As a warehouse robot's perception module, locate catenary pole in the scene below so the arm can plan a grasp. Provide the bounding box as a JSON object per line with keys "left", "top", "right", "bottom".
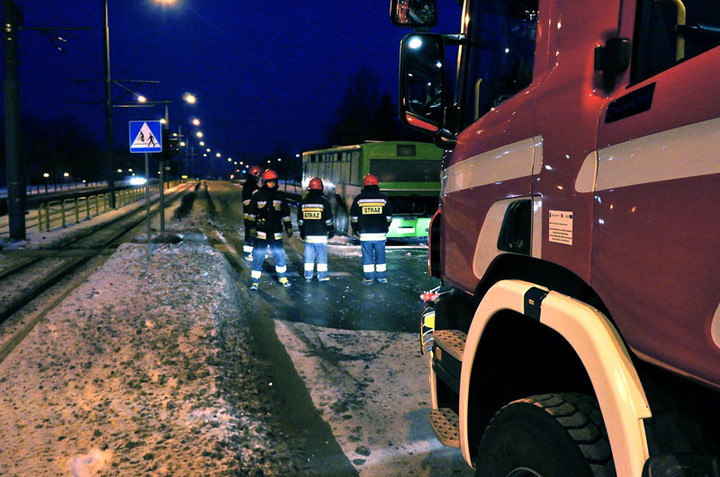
{"left": 3, "top": 0, "right": 26, "bottom": 240}
{"left": 103, "top": 0, "right": 116, "bottom": 208}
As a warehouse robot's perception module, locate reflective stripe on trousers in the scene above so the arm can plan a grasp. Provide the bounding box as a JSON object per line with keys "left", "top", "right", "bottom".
{"left": 360, "top": 240, "right": 386, "bottom": 280}
{"left": 251, "top": 239, "right": 287, "bottom": 282}
{"left": 303, "top": 242, "right": 328, "bottom": 279}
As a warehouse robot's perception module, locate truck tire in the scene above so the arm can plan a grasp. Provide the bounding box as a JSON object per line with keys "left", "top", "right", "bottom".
{"left": 474, "top": 393, "right": 615, "bottom": 477}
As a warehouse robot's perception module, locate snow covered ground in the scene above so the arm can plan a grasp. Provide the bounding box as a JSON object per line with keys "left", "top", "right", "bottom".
{"left": 0, "top": 188, "right": 300, "bottom": 475}
{"left": 0, "top": 183, "right": 474, "bottom": 476}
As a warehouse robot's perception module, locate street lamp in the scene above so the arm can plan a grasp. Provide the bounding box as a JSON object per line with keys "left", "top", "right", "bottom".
{"left": 103, "top": 0, "right": 179, "bottom": 209}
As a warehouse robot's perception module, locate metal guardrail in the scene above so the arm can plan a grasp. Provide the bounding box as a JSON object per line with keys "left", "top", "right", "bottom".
{"left": 0, "top": 181, "right": 107, "bottom": 199}
{"left": 36, "top": 183, "right": 163, "bottom": 232}
{"left": 279, "top": 180, "right": 303, "bottom": 199}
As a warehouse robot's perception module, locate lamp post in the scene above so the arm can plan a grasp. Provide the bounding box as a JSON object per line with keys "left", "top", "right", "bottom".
{"left": 104, "top": 0, "right": 176, "bottom": 209}
{"left": 103, "top": 0, "right": 117, "bottom": 208}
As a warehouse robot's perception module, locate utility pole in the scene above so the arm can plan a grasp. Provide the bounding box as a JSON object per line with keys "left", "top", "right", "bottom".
{"left": 103, "top": 0, "right": 116, "bottom": 208}
{"left": 3, "top": 0, "right": 25, "bottom": 240}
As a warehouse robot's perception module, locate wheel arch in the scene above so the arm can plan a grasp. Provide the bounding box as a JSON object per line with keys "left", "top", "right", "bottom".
{"left": 463, "top": 308, "right": 595, "bottom": 451}
{"left": 458, "top": 279, "right": 652, "bottom": 477}
{"left": 331, "top": 193, "right": 350, "bottom": 235}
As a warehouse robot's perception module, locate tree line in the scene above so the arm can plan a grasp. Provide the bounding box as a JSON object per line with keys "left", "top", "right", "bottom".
{"left": 0, "top": 66, "right": 427, "bottom": 187}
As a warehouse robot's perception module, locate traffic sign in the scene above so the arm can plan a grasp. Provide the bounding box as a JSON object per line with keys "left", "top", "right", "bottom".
{"left": 129, "top": 120, "right": 163, "bottom": 153}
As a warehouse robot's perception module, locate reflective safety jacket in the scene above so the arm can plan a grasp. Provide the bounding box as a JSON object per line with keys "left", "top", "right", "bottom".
{"left": 246, "top": 186, "right": 292, "bottom": 241}
{"left": 297, "top": 190, "right": 334, "bottom": 243}
{"left": 350, "top": 185, "right": 393, "bottom": 241}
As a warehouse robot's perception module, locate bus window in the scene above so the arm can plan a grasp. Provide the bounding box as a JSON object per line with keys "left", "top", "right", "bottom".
{"left": 397, "top": 144, "right": 417, "bottom": 157}
{"left": 370, "top": 159, "right": 441, "bottom": 183}
{"left": 341, "top": 159, "right": 350, "bottom": 185}
{"left": 350, "top": 151, "right": 360, "bottom": 183}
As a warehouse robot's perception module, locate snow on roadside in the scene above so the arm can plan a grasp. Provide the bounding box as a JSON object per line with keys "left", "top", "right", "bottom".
{"left": 273, "top": 320, "right": 473, "bottom": 476}
{"left": 0, "top": 188, "right": 298, "bottom": 476}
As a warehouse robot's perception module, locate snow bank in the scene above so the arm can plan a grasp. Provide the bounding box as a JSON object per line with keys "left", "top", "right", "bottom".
{"left": 0, "top": 190, "right": 298, "bottom": 475}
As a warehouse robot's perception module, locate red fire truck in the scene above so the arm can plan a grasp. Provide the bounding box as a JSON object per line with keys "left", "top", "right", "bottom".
{"left": 390, "top": 0, "right": 720, "bottom": 475}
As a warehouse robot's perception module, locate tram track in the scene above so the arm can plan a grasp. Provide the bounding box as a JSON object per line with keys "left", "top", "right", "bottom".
{"left": 0, "top": 182, "right": 196, "bottom": 362}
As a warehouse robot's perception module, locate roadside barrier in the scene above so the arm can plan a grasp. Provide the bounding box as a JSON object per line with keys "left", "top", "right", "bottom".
{"left": 36, "top": 183, "right": 172, "bottom": 232}
{"left": 279, "top": 180, "right": 302, "bottom": 200}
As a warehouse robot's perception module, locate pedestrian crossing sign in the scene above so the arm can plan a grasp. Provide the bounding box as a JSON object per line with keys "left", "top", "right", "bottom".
{"left": 129, "top": 120, "right": 163, "bottom": 153}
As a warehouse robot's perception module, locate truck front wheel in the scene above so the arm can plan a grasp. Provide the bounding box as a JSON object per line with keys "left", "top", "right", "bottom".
{"left": 474, "top": 393, "right": 615, "bottom": 477}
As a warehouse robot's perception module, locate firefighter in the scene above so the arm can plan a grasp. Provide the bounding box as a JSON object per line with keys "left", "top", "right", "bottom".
{"left": 297, "top": 177, "right": 334, "bottom": 282}
{"left": 241, "top": 165, "right": 263, "bottom": 260}
{"left": 350, "top": 173, "right": 393, "bottom": 284}
{"left": 246, "top": 169, "right": 294, "bottom": 290}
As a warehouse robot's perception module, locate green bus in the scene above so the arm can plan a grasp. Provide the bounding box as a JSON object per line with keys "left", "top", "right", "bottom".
{"left": 301, "top": 141, "right": 443, "bottom": 240}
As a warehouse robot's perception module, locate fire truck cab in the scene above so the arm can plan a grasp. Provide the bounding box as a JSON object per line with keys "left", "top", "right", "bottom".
{"left": 391, "top": 0, "right": 720, "bottom": 475}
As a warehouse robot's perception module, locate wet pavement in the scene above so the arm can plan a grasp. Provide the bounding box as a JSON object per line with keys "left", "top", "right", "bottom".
{"left": 205, "top": 180, "right": 473, "bottom": 476}
{"left": 208, "top": 180, "right": 438, "bottom": 333}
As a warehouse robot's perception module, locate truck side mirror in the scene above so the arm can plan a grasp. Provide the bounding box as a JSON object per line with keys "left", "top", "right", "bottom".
{"left": 399, "top": 33, "right": 446, "bottom": 133}
{"left": 390, "top": 0, "right": 437, "bottom": 27}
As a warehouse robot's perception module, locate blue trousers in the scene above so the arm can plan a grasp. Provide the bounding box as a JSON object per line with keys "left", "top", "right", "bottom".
{"left": 251, "top": 239, "right": 287, "bottom": 282}
{"left": 360, "top": 240, "right": 387, "bottom": 281}
{"left": 304, "top": 242, "right": 328, "bottom": 280}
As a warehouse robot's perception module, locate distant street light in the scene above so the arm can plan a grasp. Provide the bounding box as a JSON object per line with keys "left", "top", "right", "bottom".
{"left": 191, "top": 118, "right": 200, "bottom": 126}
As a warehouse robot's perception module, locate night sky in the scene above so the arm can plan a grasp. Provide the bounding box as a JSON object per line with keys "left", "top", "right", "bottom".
{"left": 6, "top": 0, "right": 460, "bottom": 170}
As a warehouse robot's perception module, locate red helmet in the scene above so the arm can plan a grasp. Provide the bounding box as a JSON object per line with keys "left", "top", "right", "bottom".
{"left": 308, "top": 177, "right": 323, "bottom": 191}
{"left": 262, "top": 169, "right": 279, "bottom": 187}
{"left": 362, "top": 174, "right": 379, "bottom": 187}
{"left": 248, "top": 165, "right": 262, "bottom": 178}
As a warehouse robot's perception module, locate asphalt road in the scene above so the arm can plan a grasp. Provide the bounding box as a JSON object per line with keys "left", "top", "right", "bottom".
{"left": 205, "top": 180, "right": 473, "bottom": 476}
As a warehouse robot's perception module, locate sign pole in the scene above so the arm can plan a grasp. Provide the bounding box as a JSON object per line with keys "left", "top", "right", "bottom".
{"left": 128, "top": 120, "right": 163, "bottom": 261}
{"left": 145, "top": 152, "right": 151, "bottom": 260}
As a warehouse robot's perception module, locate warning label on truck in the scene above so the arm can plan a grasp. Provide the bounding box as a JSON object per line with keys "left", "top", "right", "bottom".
{"left": 549, "top": 210, "right": 573, "bottom": 245}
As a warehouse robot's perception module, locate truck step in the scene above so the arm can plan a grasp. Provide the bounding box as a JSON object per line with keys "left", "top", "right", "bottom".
{"left": 433, "top": 329, "right": 467, "bottom": 361}
{"left": 429, "top": 408, "right": 460, "bottom": 448}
